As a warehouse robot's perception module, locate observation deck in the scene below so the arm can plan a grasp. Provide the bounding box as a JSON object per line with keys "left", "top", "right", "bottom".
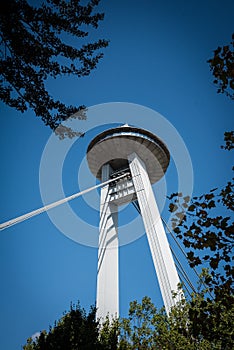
{"left": 86, "top": 125, "right": 170, "bottom": 184}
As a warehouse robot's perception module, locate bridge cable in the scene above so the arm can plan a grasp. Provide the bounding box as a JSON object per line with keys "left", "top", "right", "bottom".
{"left": 0, "top": 173, "right": 129, "bottom": 231}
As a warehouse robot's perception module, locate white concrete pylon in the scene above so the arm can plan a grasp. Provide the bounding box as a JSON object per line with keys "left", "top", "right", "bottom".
{"left": 128, "top": 153, "right": 182, "bottom": 315}
{"left": 96, "top": 164, "right": 119, "bottom": 321}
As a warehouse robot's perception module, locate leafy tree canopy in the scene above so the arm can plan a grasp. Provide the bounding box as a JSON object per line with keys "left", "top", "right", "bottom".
{"left": 23, "top": 302, "right": 104, "bottom": 350}
{"left": 114, "top": 292, "right": 234, "bottom": 350}
{"left": 207, "top": 33, "right": 234, "bottom": 100}
{"left": 0, "top": 0, "right": 108, "bottom": 138}
{"left": 167, "top": 132, "right": 234, "bottom": 303}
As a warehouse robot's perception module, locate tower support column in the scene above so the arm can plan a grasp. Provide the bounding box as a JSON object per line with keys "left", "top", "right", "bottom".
{"left": 96, "top": 164, "right": 119, "bottom": 320}
{"left": 128, "top": 153, "right": 182, "bottom": 314}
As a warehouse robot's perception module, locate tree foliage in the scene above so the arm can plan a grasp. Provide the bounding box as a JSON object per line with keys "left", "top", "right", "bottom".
{"left": 98, "top": 317, "right": 119, "bottom": 350}
{"left": 207, "top": 33, "right": 234, "bottom": 100}
{"left": 221, "top": 130, "right": 234, "bottom": 151}
{"left": 163, "top": 133, "right": 234, "bottom": 349}
{"left": 187, "top": 271, "right": 234, "bottom": 350}
{"left": 167, "top": 133, "right": 233, "bottom": 302}
{"left": 25, "top": 293, "right": 233, "bottom": 349}
{"left": 0, "top": 0, "right": 108, "bottom": 138}
{"left": 23, "top": 302, "right": 121, "bottom": 350}
{"left": 114, "top": 291, "right": 233, "bottom": 350}
{"left": 23, "top": 302, "right": 104, "bottom": 350}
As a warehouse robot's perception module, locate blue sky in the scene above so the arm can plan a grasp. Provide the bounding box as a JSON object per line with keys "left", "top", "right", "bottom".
{"left": 1, "top": 0, "right": 233, "bottom": 349}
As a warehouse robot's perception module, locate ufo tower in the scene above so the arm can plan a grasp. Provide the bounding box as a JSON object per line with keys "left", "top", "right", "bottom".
{"left": 86, "top": 125, "right": 182, "bottom": 319}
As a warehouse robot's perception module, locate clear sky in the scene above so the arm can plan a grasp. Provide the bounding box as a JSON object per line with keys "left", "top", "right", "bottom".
{"left": 1, "top": 0, "right": 233, "bottom": 349}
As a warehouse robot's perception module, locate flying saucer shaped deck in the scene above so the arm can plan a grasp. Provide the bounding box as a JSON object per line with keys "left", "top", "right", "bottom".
{"left": 86, "top": 125, "right": 170, "bottom": 184}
